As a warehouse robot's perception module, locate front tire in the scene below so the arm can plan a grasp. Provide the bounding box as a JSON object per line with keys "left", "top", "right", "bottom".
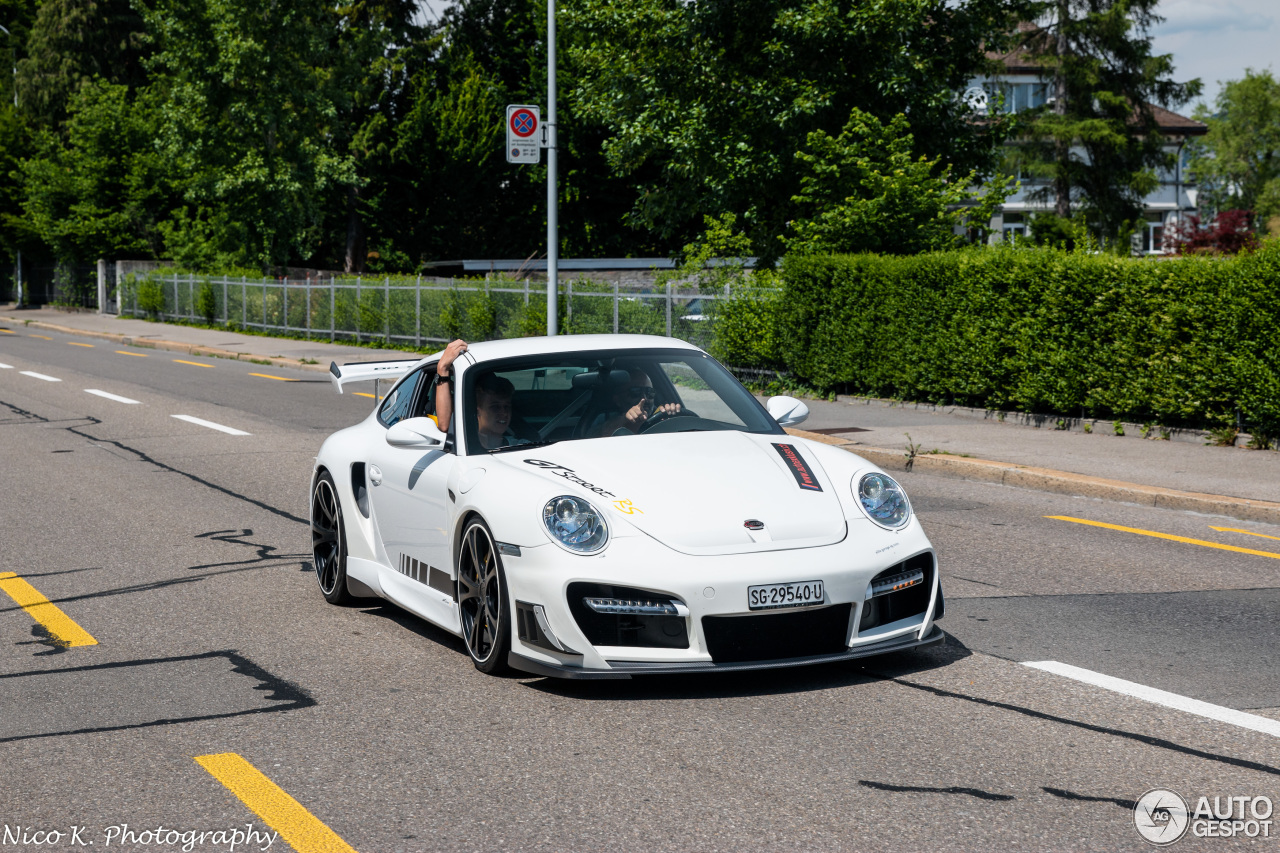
{"left": 456, "top": 518, "right": 510, "bottom": 674}
{"left": 311, "top": 471, "right": 352, "bottom": 605}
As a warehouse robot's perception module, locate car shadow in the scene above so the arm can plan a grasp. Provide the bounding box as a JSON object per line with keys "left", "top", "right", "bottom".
{"left": 355, "top": 601, "right": 470, "bottom": 657}
{"left": 524, "top": 631, "right": 972, "bottom": 701}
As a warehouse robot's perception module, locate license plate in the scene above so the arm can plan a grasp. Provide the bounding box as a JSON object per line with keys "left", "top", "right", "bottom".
{"left": 747, "top": 580, "right": 824, "bottom": 611}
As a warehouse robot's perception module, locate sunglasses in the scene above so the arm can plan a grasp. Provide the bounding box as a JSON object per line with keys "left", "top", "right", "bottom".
{"left": 627, "top": 386, "right": 656, "bottom": 401}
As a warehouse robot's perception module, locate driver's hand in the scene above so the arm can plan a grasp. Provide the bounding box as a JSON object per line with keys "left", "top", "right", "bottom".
{"left": 624, "top": 402, "right": 649, "bottom": 429}
{"left": 656, "top": 403, "right": 682, "bottom": 417}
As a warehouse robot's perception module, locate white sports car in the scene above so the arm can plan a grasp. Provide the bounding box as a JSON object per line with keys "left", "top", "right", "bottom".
{"left": 311, "top": 335, "right": 943, "bottom": 678}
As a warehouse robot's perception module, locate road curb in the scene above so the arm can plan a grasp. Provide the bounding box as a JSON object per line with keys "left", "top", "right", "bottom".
{"left": 786, "top": 427, "right": 1280, "bottom": 526}
{"left": 2, "top": 314, "right": 332, "bottom": 374}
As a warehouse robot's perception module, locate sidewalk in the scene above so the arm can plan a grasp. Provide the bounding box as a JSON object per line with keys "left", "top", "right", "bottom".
{"left": 6, "top": 304, "right": 1280, "bottom": 525}
{"left": 0, "top": 305, "right": 412, "bottom": 371}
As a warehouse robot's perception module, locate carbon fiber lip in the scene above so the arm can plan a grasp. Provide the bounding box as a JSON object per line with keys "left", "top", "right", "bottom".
{"left": 507, "top": 625, "right": 944, "bottom": 680}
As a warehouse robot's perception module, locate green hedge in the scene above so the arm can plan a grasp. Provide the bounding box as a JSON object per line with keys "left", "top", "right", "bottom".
{"left": 754, "top": 245, "right": 1280, "bottom": 433}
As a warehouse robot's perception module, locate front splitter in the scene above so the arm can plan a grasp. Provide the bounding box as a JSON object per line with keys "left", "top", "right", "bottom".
{"left": 508, "top": 624, "right": 945, "bottom": 680}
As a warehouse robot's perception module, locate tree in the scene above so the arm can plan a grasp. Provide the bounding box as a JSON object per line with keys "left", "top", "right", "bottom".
{"left": 565, "top": 0, "right": 1024, "bottom": 259}
{"left": 20, "top": 80, "right": 177, "bottom": 261}
{"left": 1163, "top": 209, "right": 1259, "bottom": 255}
{"left": 323, "top": 0, "right": 427, "bottom": 272}
{"left": 786, "top": 109, "right": 1012, "bottom": 255}
{"left": 390, "top": 0, "right": 653, "bottom": 265}
{"left": 1189, "top": 69, "right": 1280, "bottom": 231}
{"left": 142, "top": 0, "right": 357, "bottom": 269}
{"left": 1015, "top": 0, "right": 1200, "bottom": 240}
{"left": 15, "top": 0, "right": 149, "bottom": 129}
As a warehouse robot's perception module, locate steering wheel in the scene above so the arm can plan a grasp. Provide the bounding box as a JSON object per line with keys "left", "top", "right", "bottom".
{"left": 638, "top": 408, "right": 696, "bottom": 433}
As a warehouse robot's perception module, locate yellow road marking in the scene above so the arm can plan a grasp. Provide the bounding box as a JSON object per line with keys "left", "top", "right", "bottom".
{"left": 1046, "top": 516, "right": 1280, "bottom": 560}
{"left": 1211, "top": 526, "right": 1280, "bottom": 542}
{"left": 175, "top": 359, "right": 214, "bottom": 368}
{"left": 352, "top": 392, "right": 384, "bottom": 400}
{"left": 29, "top": 334, "right": 52, "bottom": 340}
{"left": 68, "top": 342, "right": 95, "bottom": 347}
{"left": 0, "top": 572, "right": 98, "bottom": 647}
{"left": 195, "top": 753, "right": 358, "bottom": 853}
{"left": 0, "top": 328, "right": 13, "bottom": 333}
{"left": 116, "top": 350, "right": 148, "bottom": 357}
{"left": 248, "top": 373, "right": 296, "bottom": 382}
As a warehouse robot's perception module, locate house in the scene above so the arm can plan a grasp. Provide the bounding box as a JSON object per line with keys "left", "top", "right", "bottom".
{"left": 964, "top": 41, "right": 1207, "bottom": 254}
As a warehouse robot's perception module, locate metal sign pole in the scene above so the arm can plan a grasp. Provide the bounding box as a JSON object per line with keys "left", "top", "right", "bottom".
{"left": 546, "top": 0, "right": 558, "bottom": 336}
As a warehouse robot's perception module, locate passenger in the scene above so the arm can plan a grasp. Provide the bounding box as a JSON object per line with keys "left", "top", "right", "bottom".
{"left": 433, "top": 339, "right": 529, "bottom": 449}
{"left": 591, "top": 368, "right": 681, "bottom": 436}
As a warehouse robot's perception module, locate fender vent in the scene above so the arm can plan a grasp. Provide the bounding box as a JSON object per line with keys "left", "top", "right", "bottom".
{"left": 350, "top": 462, "right": 370, "bottom": 518}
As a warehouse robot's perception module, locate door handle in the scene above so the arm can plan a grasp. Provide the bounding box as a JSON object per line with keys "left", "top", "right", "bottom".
{"left": 368, "top": 465, "right": 383, "bottom": 486}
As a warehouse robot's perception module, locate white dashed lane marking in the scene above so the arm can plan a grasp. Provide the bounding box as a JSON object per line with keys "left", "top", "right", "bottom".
{"left": 0, "top": 363, "right": 12, "bottom": 369}
{"left": 171, "top": 414, "right": 251, "bottom": 436}
{"left": 85, "top": 389, "right": 141, "bottom": 405}
{"left": 1024, "top": 661, "right": 1280, "bottom": 739}
{"left": 20, "top": 371, "right": 61, "bottom": 382}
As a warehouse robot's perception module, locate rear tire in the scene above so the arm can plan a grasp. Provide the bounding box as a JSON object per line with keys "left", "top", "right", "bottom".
{"left": 456, "top": 518, "right": 511, "bottom": 674}
{"left": 311, "top": 471, "right": 352, "bottom": 605}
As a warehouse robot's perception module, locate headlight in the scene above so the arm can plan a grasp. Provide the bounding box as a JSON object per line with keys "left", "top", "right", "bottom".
{"left": 855, "top": 472, "right": 911, "bottom": 529}
{"left": 542, "top": 496, "right": 609, "bottom": 553}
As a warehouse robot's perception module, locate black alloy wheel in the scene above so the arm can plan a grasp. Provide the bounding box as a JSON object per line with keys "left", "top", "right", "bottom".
{"left": 457, "top": 519, "right": 510, "bottom": 674}
{"left": 311, "top": 472, "right": 352, "bottom": 605}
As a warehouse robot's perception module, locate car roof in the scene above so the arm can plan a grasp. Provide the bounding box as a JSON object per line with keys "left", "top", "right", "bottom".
{"left": 462, "top": 334, "right": 702, "bottom": 365}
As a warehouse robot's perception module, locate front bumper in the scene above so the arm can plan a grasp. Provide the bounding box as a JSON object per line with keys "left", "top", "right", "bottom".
{"left": 508, "top": 624, "right": 945, "bottom": 679}
{"left": 500, "top": 515, "right": 941, "bottom": 677}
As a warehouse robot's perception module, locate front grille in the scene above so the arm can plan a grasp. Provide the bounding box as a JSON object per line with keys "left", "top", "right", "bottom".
{"left": 702, "top": 605, "right": 853, "bottom": 663}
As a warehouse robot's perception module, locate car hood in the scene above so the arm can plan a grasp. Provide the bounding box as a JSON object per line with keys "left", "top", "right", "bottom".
{"left": 493, "top": 431, "right": 847, "bottom": 555}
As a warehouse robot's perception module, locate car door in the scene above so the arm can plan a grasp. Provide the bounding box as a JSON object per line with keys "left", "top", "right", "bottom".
{"left": 367, "top": 363, "right": 459, "bottom": 629}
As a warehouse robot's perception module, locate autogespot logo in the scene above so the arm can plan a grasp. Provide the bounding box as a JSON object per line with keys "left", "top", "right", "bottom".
{"left": 1135, "top": 789, "right": 1191, "bottom": 845}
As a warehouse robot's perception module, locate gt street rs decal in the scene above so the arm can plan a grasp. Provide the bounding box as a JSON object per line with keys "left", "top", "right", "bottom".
{"left": 772, "top": 443, "right": 823, "bottom": 491}
{"left": 523, "top": 459, "right": 617, "bottom": 498}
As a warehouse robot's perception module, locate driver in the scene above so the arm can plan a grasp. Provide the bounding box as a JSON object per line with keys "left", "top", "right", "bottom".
{"left": 591, "top": 368, "right": 681, "bottom": 436}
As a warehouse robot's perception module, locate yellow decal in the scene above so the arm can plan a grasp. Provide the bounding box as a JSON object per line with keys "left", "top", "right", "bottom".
{"left": 613, "top": 499, "right": 644, "bottom": 515}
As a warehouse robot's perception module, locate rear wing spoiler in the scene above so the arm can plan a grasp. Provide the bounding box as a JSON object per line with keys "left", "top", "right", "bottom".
{"left": 329, "top": 358, "right": 420, "bottom": 394}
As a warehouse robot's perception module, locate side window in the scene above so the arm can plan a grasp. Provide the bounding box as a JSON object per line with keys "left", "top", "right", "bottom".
{"left": 411, "top": 363, "right": 440, "bottom": 420}
{"left": 378, "top": 368, "right": 426, "bottom": 428}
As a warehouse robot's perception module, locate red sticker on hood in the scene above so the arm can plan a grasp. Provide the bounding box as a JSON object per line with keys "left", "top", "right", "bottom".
{"left": 772, "top": 443, "right": 822, "bottom": 491}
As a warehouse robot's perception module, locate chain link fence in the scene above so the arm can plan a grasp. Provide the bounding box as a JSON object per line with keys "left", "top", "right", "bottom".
{"left": 115, "top": 272, "right": 743, "bottom": 351}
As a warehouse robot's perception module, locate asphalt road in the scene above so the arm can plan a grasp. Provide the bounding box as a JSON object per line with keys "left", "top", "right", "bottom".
{"left": 3, "top": 325, "right": 1279, "bottom": 852}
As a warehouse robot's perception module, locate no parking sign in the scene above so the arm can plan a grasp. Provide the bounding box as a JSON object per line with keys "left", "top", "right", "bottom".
{"left": 506, "top": 105, "right": 541, "bottom": 164}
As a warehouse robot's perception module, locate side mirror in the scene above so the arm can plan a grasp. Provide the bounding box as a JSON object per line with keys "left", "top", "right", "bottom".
{"left": 766, "top": 395, "right": 809, "bottom": 427}
{"left": 386, "top": 416, "right": 446, "bottom": 449}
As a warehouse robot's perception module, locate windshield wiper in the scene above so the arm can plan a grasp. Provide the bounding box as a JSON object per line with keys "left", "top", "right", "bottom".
{"left": 489, "top": 439, "right": 561, "bottom": 454}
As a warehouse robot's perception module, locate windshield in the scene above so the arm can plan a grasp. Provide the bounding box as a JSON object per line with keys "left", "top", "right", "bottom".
{"left": 461, "top": 348, "right": 782, "bottom": 455}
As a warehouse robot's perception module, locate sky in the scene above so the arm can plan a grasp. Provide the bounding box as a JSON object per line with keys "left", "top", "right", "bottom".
{"left": 417, "top": 0, "right": 1275, "bottom": 116}
{"left": 1150, "top": 0, "right": 1277, "bottom": 113}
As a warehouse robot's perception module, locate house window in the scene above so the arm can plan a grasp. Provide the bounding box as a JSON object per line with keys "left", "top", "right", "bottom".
{"left": 1140, "top": 215, "right": 1166, "bottom": 254}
